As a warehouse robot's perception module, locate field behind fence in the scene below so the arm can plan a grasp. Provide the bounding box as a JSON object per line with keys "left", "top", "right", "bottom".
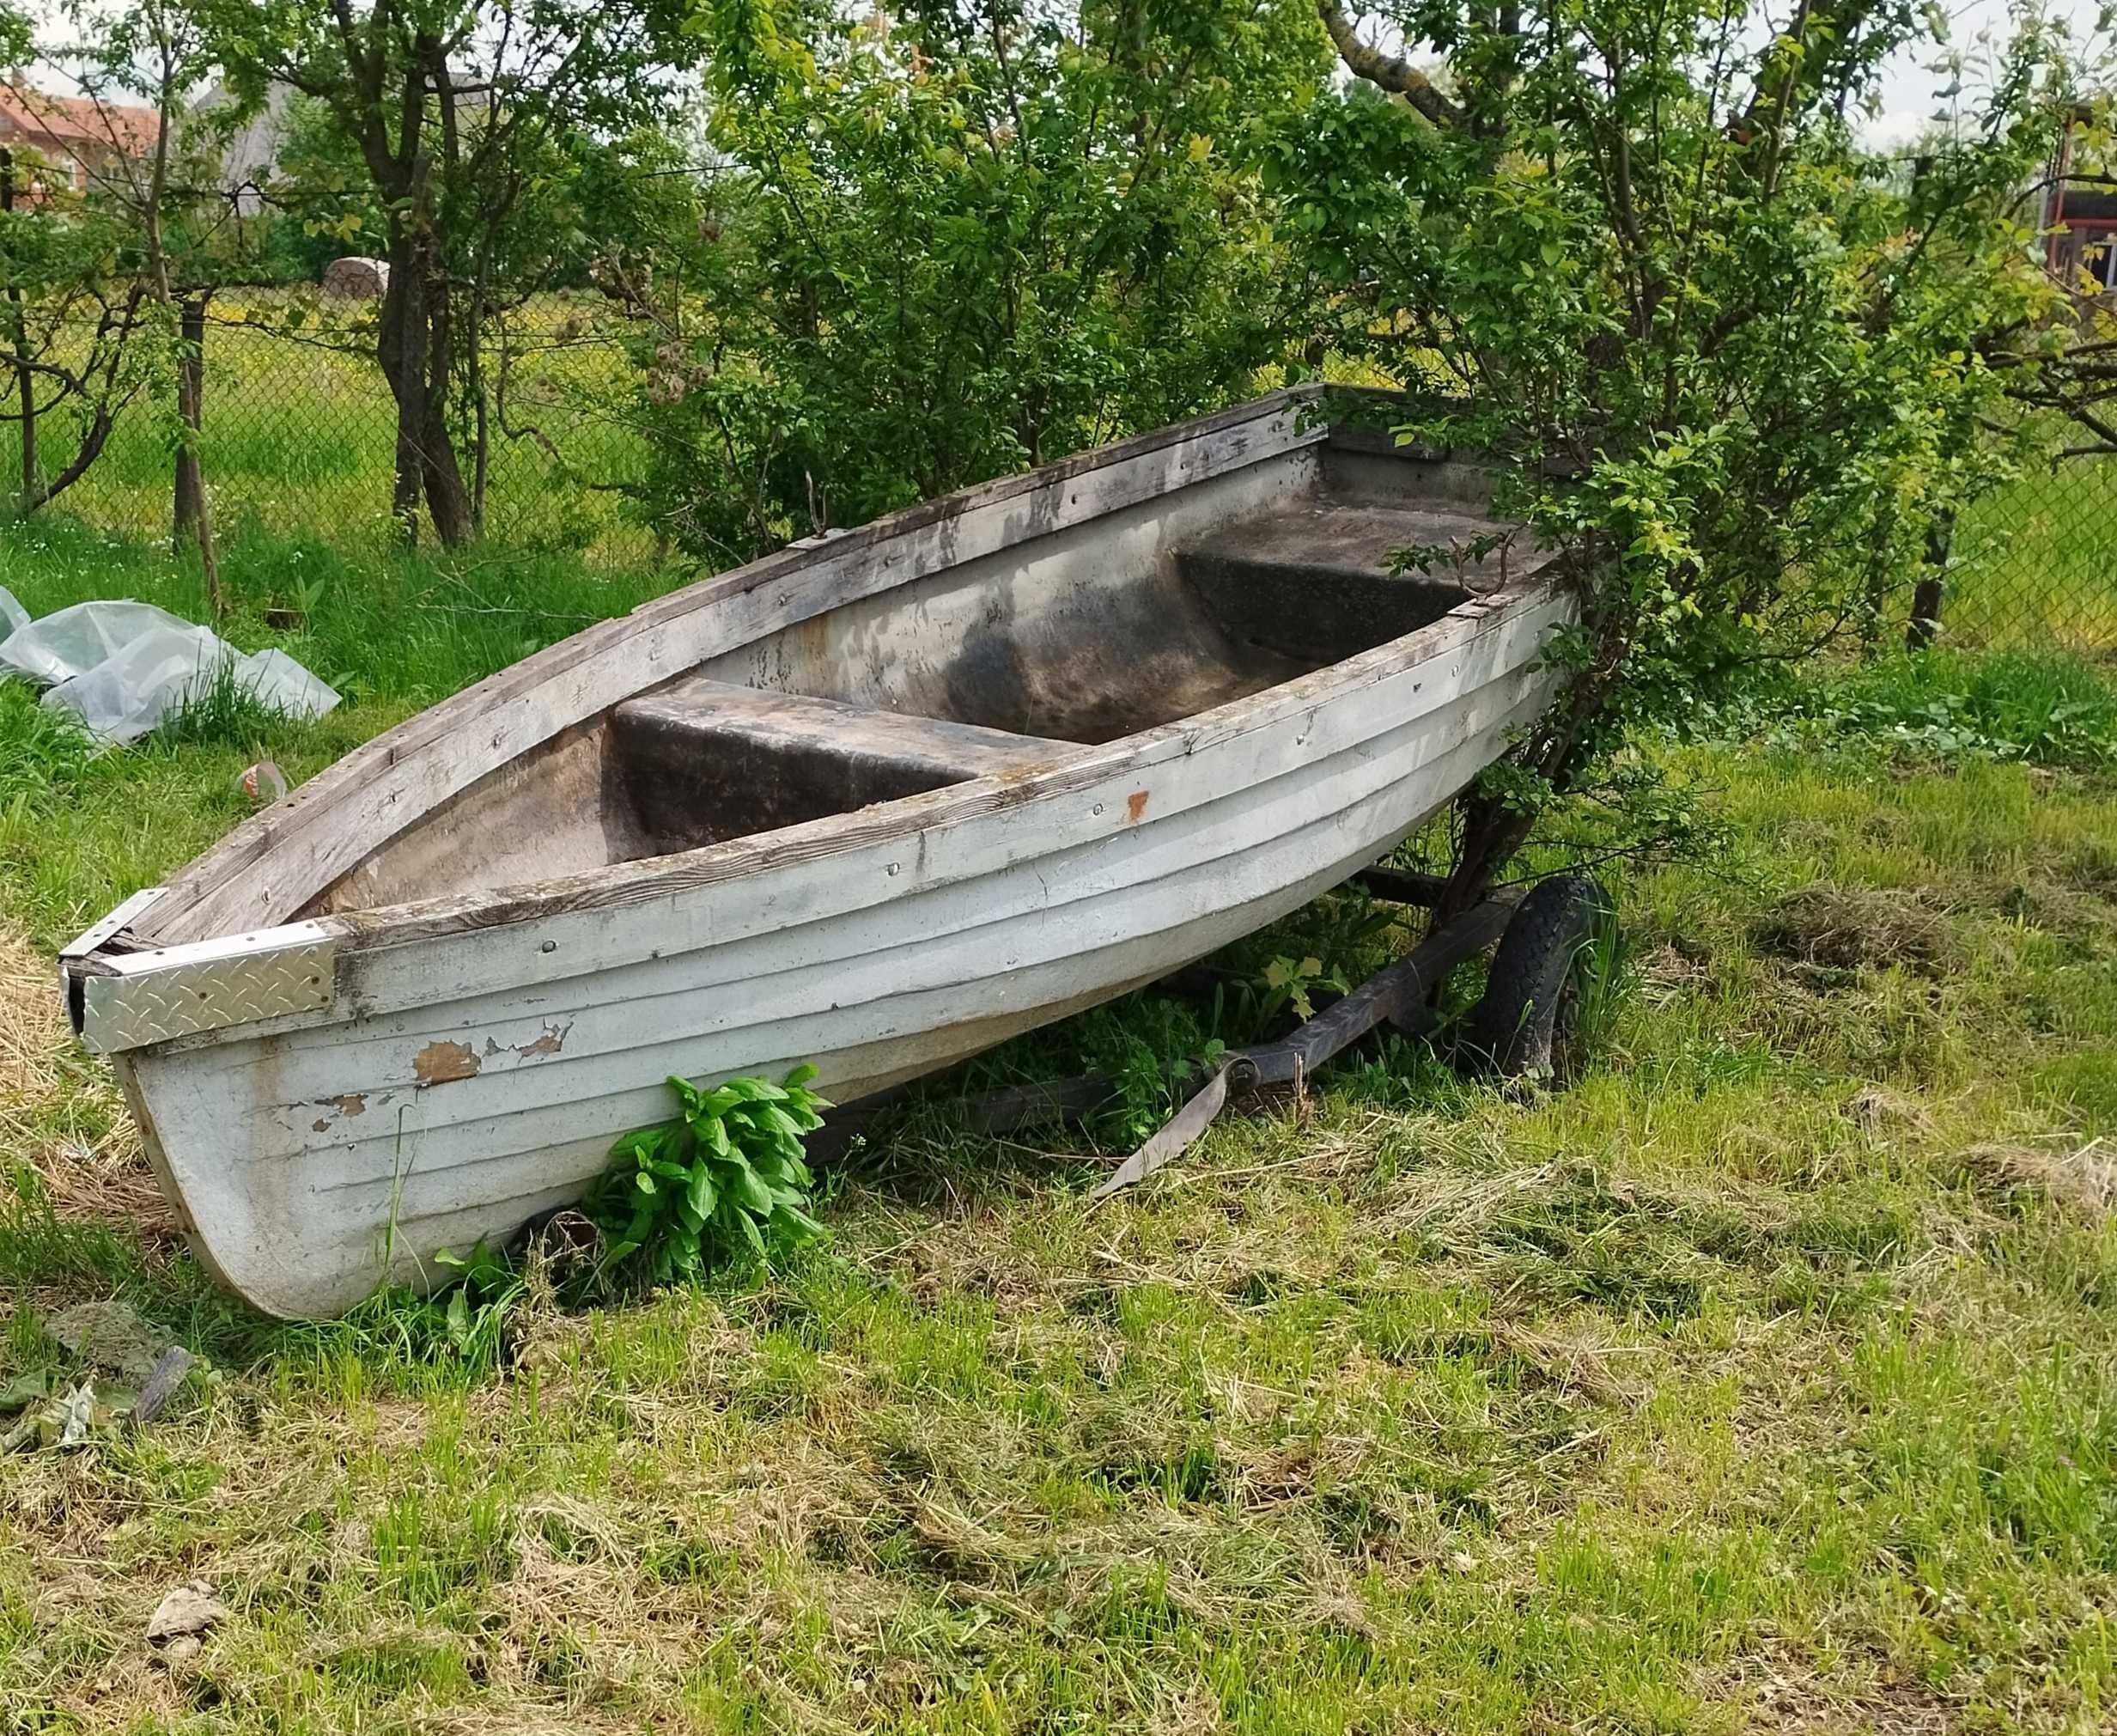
{"left": 4, "top": 302, "right": 2117, "bottom": 658}
{"left": 1951, "top": 448, "right": 2117, "bottom": 653}
{"left": 0, "top": 290, "right": 660, "bottom": 571}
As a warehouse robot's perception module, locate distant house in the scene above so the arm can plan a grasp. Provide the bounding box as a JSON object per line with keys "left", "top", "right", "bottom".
{"left": 198, "top": 80, "right": 294, "bottom": 218}
{"left": 0, "top": 84, "right": 158, "bottom": 197}
{"left": 2045, "top": 183, "right": 2117, "bottom": 297}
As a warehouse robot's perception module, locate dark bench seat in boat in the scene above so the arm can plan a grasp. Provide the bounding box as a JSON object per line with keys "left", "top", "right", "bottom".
{"left": 1176, "top": 501, "right": 1525, "bottom": 667}
{"left": 615, "top": 677, "right": 1074, "bottom": 853}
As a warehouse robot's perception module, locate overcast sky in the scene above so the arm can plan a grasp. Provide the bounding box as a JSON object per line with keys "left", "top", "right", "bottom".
{"left": 1867, "top": 0, "right": 2108, "bottom": 141}
{"left": 11, "top": 0, "right": 2109, "bottom": 144}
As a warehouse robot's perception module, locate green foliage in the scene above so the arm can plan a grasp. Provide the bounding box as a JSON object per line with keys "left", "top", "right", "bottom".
{"left": 1258, "top": 953, "right": 1343, "bottom": 1024}
{"left": 1069, "top": 996, "right": 1214, "bottom": 1148}
{"left": 249, "top": 91, "right": 389, "bottom": 280}
{"left": 1208, "top": 885, "right": 1403, "bottom": 1040}
{"left": 0, "top": 683, "right": 94, "bottom": 819}
{"left": 623, "top": 0, "right": 1328, "bottom": 559}
{"left": 430, "top": 1240, "right": 528, "bottom": 1369}
{"left": 587, "top": 1068, "right": 831, "bottom": 1282}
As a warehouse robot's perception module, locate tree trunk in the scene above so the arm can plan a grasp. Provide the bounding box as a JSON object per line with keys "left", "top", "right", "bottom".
{"left": 420, "top": 263, "right": 475, "bottom": 545}
{"left": 380, "top": 211, "right": 429, "bottom": 545}
{"left": 172, "top": 293, "right": 206, "bottom": 548}
{"left": 137, "top": 42, "right": 222, "bottom": 618}
{"left": 374, "top": 155, "right": 473, "bottom": 550}
{"left": 1905, "top": 509, "right": 1951, "bottom": 650}
{"left": 2, "top": 148, "right": 35, "bottom": 515}
{"left": 1431, "top": 787, "right": 1540, "bottom": 929}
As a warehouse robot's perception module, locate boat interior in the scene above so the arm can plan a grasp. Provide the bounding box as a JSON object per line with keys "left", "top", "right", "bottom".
{"left": 305, "top": 436, "right": 1539, "bottom": 917}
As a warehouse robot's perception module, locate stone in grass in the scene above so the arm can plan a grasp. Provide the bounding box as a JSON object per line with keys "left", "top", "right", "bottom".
{"left": 46, "top": 1300, "right": 167, "bottom": 1384}
{"left": 147, "top": 1581, "right": 228, "bottom": 1668}
{"left": 0, "top": 1368, "right": 51, "bottom": 1413}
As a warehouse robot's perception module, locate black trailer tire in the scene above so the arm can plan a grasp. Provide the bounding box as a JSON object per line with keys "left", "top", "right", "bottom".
{"left": 1460, "top": 874, "right": 1616, "bottom": 1081}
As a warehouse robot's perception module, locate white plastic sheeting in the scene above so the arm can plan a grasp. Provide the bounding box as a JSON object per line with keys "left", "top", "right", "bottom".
{"left": 0, "top": 586, "right": 27, "bottom": 640}
{"left": 0, "top": 598, "right": 341, "bottom": 747}
{"left": 2, "top": 600, "right": 198, "bottom": 687}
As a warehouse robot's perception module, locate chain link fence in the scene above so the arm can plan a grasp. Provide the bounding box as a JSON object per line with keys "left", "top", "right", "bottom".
{"left": 1945, "top": 449, "right": 2117, "bottom": 655}
{"left": 1, "top": 289, "right": 662, "bottom": 570}
{"left": 8, "top": 292, "right": 2117, "bottom": 658}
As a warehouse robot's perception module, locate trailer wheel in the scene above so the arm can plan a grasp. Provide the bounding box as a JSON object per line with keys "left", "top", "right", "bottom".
{"left": 1460, "top": 874, "right": 1616, "bottom": 1081}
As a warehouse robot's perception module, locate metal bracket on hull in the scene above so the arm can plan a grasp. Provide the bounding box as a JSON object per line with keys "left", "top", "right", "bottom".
{"left": 59, "top": 887, "right": 169, "bottom": 964}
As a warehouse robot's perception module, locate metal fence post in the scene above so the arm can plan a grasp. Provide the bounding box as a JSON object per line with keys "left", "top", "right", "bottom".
{"left": 173, "top": 292, "right": 208, "bottom": 548}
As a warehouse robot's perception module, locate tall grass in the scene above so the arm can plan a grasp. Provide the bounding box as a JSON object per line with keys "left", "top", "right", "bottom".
{"left": 0, "top": 514, "right": 695, "bottom": 946}
{"left": 0, "top": 513, "right": 690, "bottom": 716}
{"left": 1750, "top": 646, "right": 2117, "bottom": 771}
{"left": 0, "top": 682, "right": 95, "bottom": 817}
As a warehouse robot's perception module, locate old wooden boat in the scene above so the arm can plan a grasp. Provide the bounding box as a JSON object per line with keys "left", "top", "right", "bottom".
{"left": 61, "top": 387, "right": 1571, "bottom": 1317}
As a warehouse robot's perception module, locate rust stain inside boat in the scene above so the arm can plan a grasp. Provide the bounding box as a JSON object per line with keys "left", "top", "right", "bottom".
{"left": 1125, "top": 790, "right": 1150, "bottom": 823}
{"left": 413, "top": 1040, "right": 482, "bottom": 1086}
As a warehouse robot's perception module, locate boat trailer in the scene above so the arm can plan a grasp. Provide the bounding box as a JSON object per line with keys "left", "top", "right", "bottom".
{"left": 824, "top": 867, "right": 1612, "bottom": 1195}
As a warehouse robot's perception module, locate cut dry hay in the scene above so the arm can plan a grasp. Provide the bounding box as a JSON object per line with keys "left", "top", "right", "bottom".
{"left": 1844, "top": 1087, "right": 1938, "bottom": 1144}
{"left": 0, "top": 922, "right": 175, "bottom": 1239}
{"left": 1956, "top": 1138, "right": 2117, "bottom": 1215}
{"left": 1750, "top": 882, "right": 1957, "bottom": 979}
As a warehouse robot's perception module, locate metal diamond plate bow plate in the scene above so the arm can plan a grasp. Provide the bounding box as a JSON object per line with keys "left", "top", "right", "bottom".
{"left": 80, "top": 941, "right": 336, "bottom": 1052}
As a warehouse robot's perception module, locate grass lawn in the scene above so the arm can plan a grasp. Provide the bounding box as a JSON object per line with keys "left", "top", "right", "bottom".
{"left": 3, "top": 521, "right": 2117, "bottom": 1732}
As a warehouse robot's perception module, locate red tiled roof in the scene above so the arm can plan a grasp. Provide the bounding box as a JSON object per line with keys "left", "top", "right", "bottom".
{"left": 0, "top": 85, "right": 159, "bottom": 155}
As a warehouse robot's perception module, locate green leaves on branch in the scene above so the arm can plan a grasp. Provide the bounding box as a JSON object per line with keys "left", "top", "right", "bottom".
{"left": 587, "top": 1067, "right": 831, "bottom": 1283}
{"left": 625, "top": 0, "right": 1326, "bottom": 559}
{"left": 1285, "top": 0, "right": 2079, "bottom": 874}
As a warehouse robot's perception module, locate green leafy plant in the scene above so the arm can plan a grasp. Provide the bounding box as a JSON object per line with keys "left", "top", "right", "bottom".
{"left": 1258, "top": 953, "right": 1344, "bottom": 1024}
{"left": 587, "top": 1068, "right": 831, "bottom": 1282}
{"left": 432, "top": 1238, "right": 528, "bottom": 1367}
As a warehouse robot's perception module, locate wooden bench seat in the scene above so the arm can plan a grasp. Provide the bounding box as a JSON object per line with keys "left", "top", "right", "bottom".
{"left": 614, "top": 678, "right": 1074, "bottom": 853}
{"left": 1176, "top": 502, "right": 1530, "bottom": 665}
